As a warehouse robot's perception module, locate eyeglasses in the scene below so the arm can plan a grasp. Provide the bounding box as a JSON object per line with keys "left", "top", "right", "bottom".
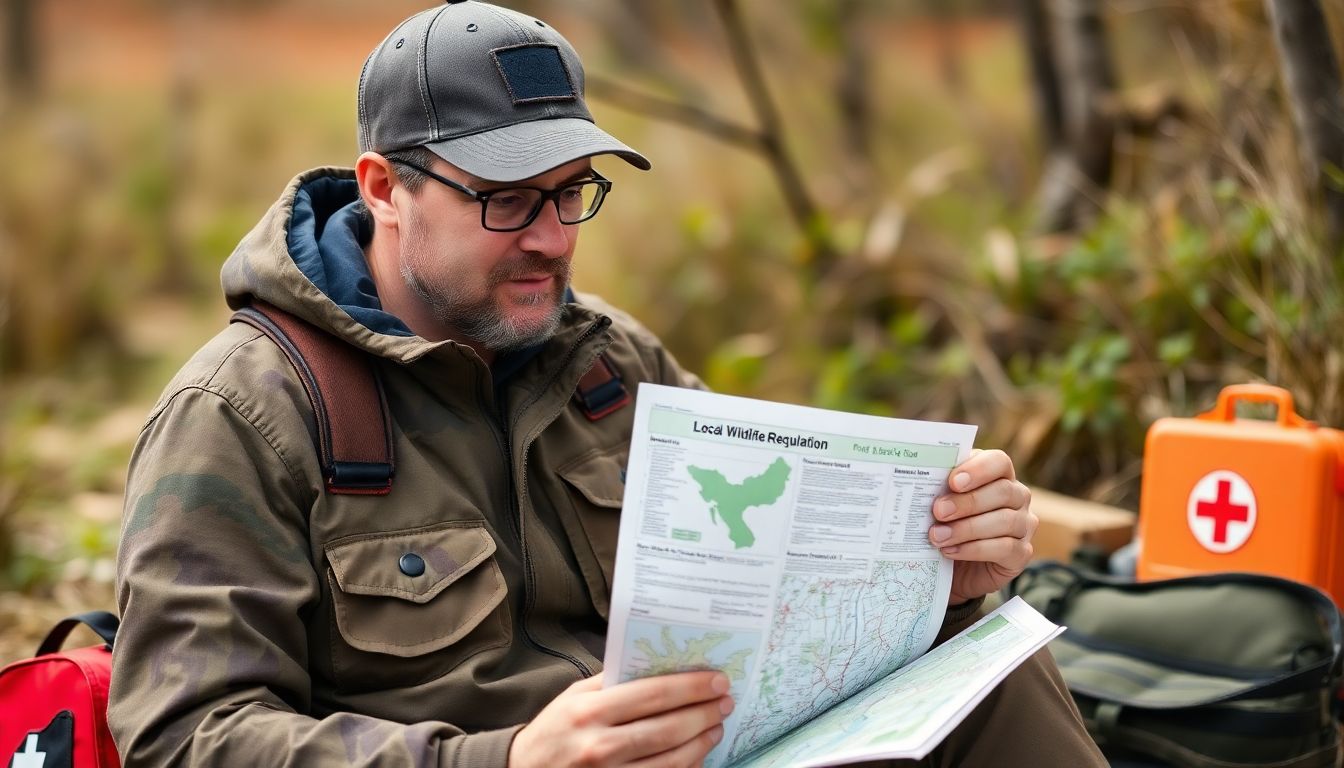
{"left": 389, "top": 159, "right": 612, "bottom": 232}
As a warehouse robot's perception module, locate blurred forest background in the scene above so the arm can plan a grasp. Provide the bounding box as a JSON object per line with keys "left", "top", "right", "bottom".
{"left": 1, "top": 0, "right": 1342, "bottom": 660}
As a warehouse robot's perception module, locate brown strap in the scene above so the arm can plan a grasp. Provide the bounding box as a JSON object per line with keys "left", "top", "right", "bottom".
{"left": 575, "top": 354, "right": 631, "bottom": 421}
{"left": 230, "top": 302, "right": 394, "bottom": 495}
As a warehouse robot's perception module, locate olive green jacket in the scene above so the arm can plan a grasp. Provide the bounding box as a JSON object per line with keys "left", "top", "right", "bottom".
{"left": 110, "top": 168, "right": 975, "bottom": 767}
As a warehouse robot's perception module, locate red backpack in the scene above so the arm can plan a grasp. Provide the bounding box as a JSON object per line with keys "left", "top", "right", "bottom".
{"left": 0, "top": 612, "right": 120, "bottom": 768}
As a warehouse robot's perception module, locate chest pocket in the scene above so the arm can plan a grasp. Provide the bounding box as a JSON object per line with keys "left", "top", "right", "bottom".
{"left": 555, "top": 447, "right": 626, "bottom": 620}
{"left": 324, "top": 522, "right": 510, "bottom": 684}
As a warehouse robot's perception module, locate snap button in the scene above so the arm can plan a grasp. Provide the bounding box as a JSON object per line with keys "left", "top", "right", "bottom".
{"left": 398, "top": 553, "right": 426, "bottom": 577}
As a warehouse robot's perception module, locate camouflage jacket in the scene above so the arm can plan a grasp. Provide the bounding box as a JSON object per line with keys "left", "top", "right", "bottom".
{"left": 110, "top": 168, "right": 976, "bottom": 767}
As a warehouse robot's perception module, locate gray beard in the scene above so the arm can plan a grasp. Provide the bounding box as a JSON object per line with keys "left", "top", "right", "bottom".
{"left": 401, "top": 255, "right": 571, "bottom": 353}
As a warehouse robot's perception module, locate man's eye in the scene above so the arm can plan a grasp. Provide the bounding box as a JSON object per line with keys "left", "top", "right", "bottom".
{"left": 491, "top": 193, "right": 526, "bottom": 209}
{"left": 560, "top": 187, "right": 585, "bottom": 202}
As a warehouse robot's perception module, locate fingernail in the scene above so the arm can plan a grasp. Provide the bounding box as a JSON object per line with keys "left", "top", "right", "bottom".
{"left": 934, "top": 499, "right": 955, "bottom": 520}
{"left": 930, "top": 524, "right": 952, "bottom": 543}
{"left": 710, "top": 725, "right": 725, "bottom": 744}
{"left": 952, "top": 472, "right": 970, "bottom": 491}
{"left": 942, "top": 546, "right": 960, "bottom": 555}
{"left": 711, "top": 673, "right": 730, "bottom": 695}
{"left": 719, "top": 696, "right": 735, "bottom": 716}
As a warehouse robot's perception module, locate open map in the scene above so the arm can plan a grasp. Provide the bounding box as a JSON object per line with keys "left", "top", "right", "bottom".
{"left": 604, "top": 385, "right": 1059, "bottom": 767}
{"left": 729, "top": 606, "right": 1056, "bottom": 768}
{"left": 728, "top": 560, "right": 940, "bottom": 759}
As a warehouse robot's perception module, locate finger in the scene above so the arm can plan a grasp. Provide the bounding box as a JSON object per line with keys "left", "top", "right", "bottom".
{"left": 930, "top": 505, "right": 1035, "bottom": 548}
{"left": 939, "top": 534, "right": 1035, "bottom": 569}
{"left": 948, "top": 448, "right": 1016, "bottom": 492}
{"left": 595, "top": 671, "right": 730, "bottom": 725}
{"left": 570, "top": 675, "right": 604, "bottom": 693}
{"left": 602, "top": 696, "right": 732, "bottom": 763}
{"left": 629, "top": 723, "right": 726, "bottom": 768}
{"left": 933, "top": 478, "right": 1030, "bottom": 523}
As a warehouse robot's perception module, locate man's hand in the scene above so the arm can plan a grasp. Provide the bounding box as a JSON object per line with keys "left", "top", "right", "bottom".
{"left": 928, "top": 448, "right": 1037, "bottom": 606}
{"left": 509, "top": 671, "right": 733, "bottom": 768}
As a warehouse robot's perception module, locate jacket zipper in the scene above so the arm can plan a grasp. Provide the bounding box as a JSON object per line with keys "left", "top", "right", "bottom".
{"left": 497, "top": 315, "right": 613, "bottom": 678}
{"left": 478, "top": 369, "right": 522, "bottom": 546}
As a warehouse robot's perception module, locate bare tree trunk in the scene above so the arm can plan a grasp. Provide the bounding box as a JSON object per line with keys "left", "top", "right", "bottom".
{"left": 1034, "top": 0, "right": 1117, "bottom": 232}
{"left": 1057, "top": 0, "right": 1117, "bottom": 193}
{"left": 1264, "top": 0, "right": 1344, "bottom": 254}
{"left": 1016, "top": 0, "right": 1064, "bottom": 152}
{"left": 4, "top": 0, "right": 37, "bottom": 99}
{"left": 836, "top": 0, "right": 872, "bottom": 168}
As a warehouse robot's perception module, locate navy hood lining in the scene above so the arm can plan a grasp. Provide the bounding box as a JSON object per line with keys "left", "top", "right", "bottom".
{"left": 288, "top": 176, "right": 415, "bottom": 338}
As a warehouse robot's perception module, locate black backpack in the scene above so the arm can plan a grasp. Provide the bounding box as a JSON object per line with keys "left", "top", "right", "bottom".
{"left": 1010, "top": 561, "right": 1343, "bottom": 768}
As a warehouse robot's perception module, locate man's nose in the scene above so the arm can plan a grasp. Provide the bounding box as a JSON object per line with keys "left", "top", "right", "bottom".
{"left": 517, "top": 199, "right": 570, "bottom": 257}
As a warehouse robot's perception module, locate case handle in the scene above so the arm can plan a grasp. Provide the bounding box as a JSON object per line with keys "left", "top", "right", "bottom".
{"left": 1199, "top": 384, "right": 1309, "bottom": 428}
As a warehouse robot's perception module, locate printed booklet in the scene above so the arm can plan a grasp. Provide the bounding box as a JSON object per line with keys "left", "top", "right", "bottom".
{"left": 601, "top": 384, "right": 1063, "bottom": 768}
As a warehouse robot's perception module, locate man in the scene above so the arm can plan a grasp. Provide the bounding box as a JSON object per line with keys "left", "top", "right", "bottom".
{"left": 109, "top": 2, "right": 1107, "bottom": 766}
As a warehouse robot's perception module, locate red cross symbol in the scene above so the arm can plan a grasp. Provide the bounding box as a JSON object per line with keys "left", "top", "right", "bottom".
{"left": 1186, "top": 470, "right": 1256, "bottom": 553}
{"left": 1194, "top": 479, "right": 1250, "bottom": 544}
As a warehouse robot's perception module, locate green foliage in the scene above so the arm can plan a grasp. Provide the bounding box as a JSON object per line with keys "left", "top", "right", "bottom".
{"left": 719, "top": 156, "right": 1341, "bottom": 507}
{"left": 5, "top": 549, "right": 62, "bottom": 594}
{"left": 1045, "top": 335, "right": 1130, "bottom": 434}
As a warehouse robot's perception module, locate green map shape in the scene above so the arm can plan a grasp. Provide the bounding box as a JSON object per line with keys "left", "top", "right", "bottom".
{"left": 686, "top": 457, "right": 791, "bottom": 549}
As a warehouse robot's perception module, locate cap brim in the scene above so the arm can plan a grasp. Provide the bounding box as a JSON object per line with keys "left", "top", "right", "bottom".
{"left": 424, "top": 117, "right": 651, "bottom": 183}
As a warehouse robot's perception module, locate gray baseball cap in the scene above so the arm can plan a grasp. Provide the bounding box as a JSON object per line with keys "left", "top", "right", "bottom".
{"left": 357, "top": 1, "right": 650, "bottom": 183}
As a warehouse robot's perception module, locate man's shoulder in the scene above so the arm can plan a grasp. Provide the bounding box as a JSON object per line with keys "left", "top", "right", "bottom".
{"left": 147, "top": 321, "right": 308, "bottom": 429}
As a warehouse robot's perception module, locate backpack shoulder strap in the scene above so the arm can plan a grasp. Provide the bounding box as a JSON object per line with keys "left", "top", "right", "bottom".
{"left": 575, "top": 354, "right": 631, "bottom": 421}
{"left": 230, "top": 302, "right": 395, "bottom": 496}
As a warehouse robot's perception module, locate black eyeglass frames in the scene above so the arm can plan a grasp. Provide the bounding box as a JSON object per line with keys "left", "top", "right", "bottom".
{"left": 388, "top": 159, "right": 612, "bottom": 232}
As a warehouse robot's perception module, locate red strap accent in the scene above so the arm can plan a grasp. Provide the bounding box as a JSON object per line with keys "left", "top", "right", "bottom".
{"left": 576, "top": 356, "right": 613, "bottom": 394}
{"left": 575, "top": 355, "right": 631, "bottom": 421}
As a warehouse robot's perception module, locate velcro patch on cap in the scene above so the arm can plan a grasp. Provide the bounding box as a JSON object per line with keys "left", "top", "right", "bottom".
{"left": 492, "top": 44, "right": 576, "bottom": 104}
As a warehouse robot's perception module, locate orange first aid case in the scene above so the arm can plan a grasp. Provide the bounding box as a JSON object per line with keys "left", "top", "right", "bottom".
{"left": 1137, "top": 384, "right": 1344, "bottom": 604}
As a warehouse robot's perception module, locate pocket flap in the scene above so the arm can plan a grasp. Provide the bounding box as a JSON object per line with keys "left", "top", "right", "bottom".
{"left": 559, "top": 451, "right": 625, "bottom": 508}
{"left": 326, "top": 523, "right": 497, "bottom": 605}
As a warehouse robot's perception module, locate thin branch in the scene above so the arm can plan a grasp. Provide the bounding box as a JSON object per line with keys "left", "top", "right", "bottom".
{"left": 586, "top": 77, "right": 764, "bottom": 152}
{"left": 590, "top": 1, "right": 842, "bottom": 277}
{"left": 712, "top": 0, "right": 840, "bottom": 275}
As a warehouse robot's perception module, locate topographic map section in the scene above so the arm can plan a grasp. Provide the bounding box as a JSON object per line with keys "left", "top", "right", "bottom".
{"left": 728, "top": 560, "right": 941, "bottom": 761}
{"left": 686, "top": 456, "right": 792, "bottom": 550}
{"left": 729, "top": 611, "right": 1039, "bottom": 768}
{"left": 617, "top": 618, "right": 759, "bottom": 686}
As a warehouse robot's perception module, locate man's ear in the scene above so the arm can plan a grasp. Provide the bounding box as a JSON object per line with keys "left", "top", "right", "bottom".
{"left": 355, "top": 152, "right": 402, "bottom": 230}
